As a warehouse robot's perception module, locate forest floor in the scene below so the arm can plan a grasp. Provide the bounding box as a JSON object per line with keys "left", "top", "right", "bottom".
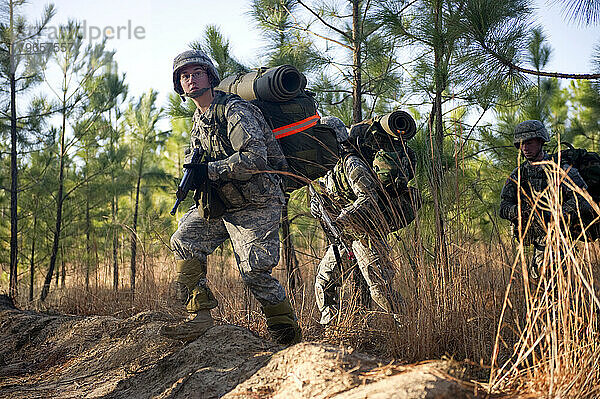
{"left": 0, "top": 294, "right": 495, "bottom": 399}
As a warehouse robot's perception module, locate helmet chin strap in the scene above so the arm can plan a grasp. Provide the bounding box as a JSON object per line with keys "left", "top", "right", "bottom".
{"left": 184, "top": 87, "right": 212, "bottom": 98}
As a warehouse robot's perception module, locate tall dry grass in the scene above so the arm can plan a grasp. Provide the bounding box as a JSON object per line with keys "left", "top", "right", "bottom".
{"left": 488, "top": 158, "right": 600, "bottom": 398}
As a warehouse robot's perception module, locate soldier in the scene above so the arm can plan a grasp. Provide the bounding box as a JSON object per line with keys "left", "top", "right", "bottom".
{"left": 499, "top": 120, "right": 591, "bottom": 277}
{"left": 161, "top": 50, "right": 301, "bottom": 345}
{"left": 310, "top": 116, "right": 409, "bottom": 326}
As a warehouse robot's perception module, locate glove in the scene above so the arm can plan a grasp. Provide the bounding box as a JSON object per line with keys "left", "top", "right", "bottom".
{"left": 183, "top": 162, "right": 208, "bottom": 190}
{"left": 310, "top": 195, "right": 322, "bottom": 219}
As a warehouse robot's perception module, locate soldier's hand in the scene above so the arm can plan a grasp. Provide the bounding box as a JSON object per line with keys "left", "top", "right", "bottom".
{"left": 183, "top": 162, "right": 208, "bottom": 190}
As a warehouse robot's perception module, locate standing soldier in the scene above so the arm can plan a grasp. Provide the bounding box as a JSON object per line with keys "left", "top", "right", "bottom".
{"left": 499, "top": 120, "right": 590, "bottom": 277}
{"left": 161, "top": 50, "right": 301, "bottom": 345}
{"left": 310, "top": 116, "right": 414, "bottom": 326}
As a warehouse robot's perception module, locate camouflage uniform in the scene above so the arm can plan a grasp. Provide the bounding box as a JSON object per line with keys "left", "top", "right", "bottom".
{"left": 166, "top": 50, "right": 300, "bottom": 345}
{"left": 500, "top": 121, "right": 591, "bottom": 276}
{"left": 171, "top": 90, "right": 288, "bottom": 308}
{"left": 314, "top": 154, "right": 403, "bottom": 325}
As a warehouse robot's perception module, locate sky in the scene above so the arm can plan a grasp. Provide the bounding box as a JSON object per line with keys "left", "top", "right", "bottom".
{"left": 21, "top": 0, "right": 600, "bottom": 124}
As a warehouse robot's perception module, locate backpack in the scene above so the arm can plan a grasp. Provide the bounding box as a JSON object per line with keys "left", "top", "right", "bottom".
{"left": 349, "top": 115, "right": 418, "bottom": 199}
{"left": 324, "top": 112, "right": 421, "bottom": 233}
{"left": 552, "top": 146, "right": 600, "bottom": 203}
{"left": 551, "top": 145, "right": 600, "bottom": 240}
{"left": 217, "top": 65, "right": 339, "bottom": 191}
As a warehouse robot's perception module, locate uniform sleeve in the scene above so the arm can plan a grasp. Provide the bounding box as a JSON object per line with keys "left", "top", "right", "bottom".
{"left": 499, "top": 168, "right": 519, "bottom": 222}
{"left": 207, "top": 100, "right": 270, "bottom": 182}
{"left": 342, "top": 156, "right": 379, "bottom": 218}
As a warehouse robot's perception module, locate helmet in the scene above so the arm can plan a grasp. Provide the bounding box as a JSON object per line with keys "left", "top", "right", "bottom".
{"left": 513, "top": 120, "right": 550, "bottom": 147}
{"left": 321, "top": 116, "right": 348, "bottom": 143}
{"left": 172, "top": 50, "right": 220, "bottom": 95}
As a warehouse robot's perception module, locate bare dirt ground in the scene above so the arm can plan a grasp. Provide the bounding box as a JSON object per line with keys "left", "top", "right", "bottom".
{"left": 0, "top": 295, "right": 486, "bottom": 398}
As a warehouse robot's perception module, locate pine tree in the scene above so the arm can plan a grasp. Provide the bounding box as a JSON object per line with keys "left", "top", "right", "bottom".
{"left": 0, "top": 0, "right": 55, "bottom": 300}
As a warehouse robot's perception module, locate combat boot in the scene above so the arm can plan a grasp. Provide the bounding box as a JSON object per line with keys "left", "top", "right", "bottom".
{"left": 262, "top": 298, "right": 302, "bottom": 346}
{"left": 159, "top": 309, "right": 213, "bottom": 342}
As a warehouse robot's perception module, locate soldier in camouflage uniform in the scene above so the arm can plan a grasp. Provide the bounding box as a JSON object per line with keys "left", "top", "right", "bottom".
{"left": 310, "top": 116, "right": 408, "bottom": 326}
{"left": 161, "top": 50, "right": 301, "bottom": 345}
{"left": 499, "top": 120, "right": 590, "bottom": 277}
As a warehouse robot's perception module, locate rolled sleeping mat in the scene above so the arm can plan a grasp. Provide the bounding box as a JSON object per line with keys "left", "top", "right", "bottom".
{"left": 217, "top": 70, "right": 259, "bottom": 101}
{"left": 377, "top": 110, "right": 417, "bottom": 141}
{"left": 216, "top": 65, "right": 306, "bottom": 103}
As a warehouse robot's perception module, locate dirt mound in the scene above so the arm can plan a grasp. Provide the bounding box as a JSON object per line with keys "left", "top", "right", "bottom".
{"left": 0, "top": 296, "right": 478, "bottom": 398}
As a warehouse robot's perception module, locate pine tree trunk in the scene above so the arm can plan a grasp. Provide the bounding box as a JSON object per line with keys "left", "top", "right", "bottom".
{"left": 112, "top": 196, "right": 119, "bottom": 291}
{"left": 8, "top": 3, "right": 18, "bottom": 300}
{"left": 430, "top": 3, "right": 450, "bottom": 283}
{"left": 29, "top": 215, "right": 37, "bottom": 302}
{"left": 130, "top": 157, "right": 143, "bottom": 295}
{"left": 41, "top": 105, "right": 67, "bottom": 302}
{"left": 60, "top": 245, "right": 66, "bottom": 288}
{"left": 85, "top": 193, "right": 91, "bottom": 291}
{"left": 351, "top": 0, "right": 363, "bottom": 123}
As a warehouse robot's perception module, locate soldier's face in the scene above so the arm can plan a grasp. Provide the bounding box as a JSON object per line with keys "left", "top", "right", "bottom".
{"left": 520, "top": 138, "right": 544, "bottom": 161}
{"left": 179, "top": 65, "right": 210, "bottom": 94}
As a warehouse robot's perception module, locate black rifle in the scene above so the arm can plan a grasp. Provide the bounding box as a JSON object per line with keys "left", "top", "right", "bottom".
{"left": 170, "top": 148, "right": 202, "bottom": 215}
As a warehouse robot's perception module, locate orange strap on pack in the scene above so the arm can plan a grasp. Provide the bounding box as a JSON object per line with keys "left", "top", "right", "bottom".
{"left": 273, "top": 112, "right": 320, "bottom": 139}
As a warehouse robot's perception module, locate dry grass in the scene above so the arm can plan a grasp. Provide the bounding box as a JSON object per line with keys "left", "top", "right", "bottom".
{"left": 488, "top": 159, "right": 600, "bottom": 398}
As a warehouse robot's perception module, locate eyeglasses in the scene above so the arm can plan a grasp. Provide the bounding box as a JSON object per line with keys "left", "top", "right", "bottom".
{"left": 180, "top": 69, "right": 207, "bottom": 83}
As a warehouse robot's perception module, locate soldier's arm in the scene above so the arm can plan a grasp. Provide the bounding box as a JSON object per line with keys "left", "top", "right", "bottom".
{"left": 499, "top": 169, "right": 519, "bottom": 222}
{"left": 341, "top": 156, "right": 379, "bottom": 218}
{"left": 207, "top": 100, "right": 270, "bottom": 182}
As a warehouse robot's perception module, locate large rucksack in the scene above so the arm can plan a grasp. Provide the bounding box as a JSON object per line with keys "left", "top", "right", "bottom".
{"left": 345, "top": 114, "right": 422, "bottom": 231}
{"left": 217, "top": 65, "right": 338, "bottom": 191}
{"left": 349, "top": 113, "right": 419, "bottom": 197}
{"left": 552, "top": 145, "right": 600, "bottom": 239}
{"left": 552, "top": 145, "right": 600, "bottom": 203}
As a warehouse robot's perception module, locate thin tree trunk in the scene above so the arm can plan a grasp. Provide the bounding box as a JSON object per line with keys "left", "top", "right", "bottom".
{"left": 8, "top": 2, "right": 18, "bottom": 300}
{"left": 60, "top": 244, "right": 65, "bottom": 288}
{"left": 130, "top": 156, "right": 143, "bottom": 295}
{"left": 351, "top": 0, "right": 362, "bottom": 123}
{"left": 85, "top": 191, "right": 91, "bottom": 291}
{"left": 113, "top": 196, "right": 119, "bottom": 291}
{"left": 41, "top": 104, "right": 67, "bottom": 302}
{"left": 29, "top": 214, "right": 37, "bottom": 302}
{"left": 431, "top": 3, "right": 450, "bottom": 284}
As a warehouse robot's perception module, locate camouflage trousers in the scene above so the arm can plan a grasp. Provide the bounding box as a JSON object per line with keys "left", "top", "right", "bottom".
{"left": 314, "top": 237, "right": 400, "bottom": 325}
{"left": 170, "top": 203, "right": 286, "bottom": 312}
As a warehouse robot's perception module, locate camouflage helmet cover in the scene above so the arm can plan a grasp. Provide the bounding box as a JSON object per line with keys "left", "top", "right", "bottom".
{"left": 321, "top": 116, "right": 349, "bottom": 143}
{"left": 172, "top": 50, "right": 220, "bottom": 95}
{"left": 513, "top": 120, "right": 550, "bottom": 147}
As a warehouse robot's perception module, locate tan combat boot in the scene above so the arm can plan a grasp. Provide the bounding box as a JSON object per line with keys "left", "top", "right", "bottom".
{"left": 159, "top": 309, "right": 214, "bottom": 342}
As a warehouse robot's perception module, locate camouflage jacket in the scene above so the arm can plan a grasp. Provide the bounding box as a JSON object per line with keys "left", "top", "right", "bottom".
{"left": 187, "top": 91, "right": 286, "bottom": 209}
{"left": 499, "top": 152, "right": 590, "bottom": 224}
